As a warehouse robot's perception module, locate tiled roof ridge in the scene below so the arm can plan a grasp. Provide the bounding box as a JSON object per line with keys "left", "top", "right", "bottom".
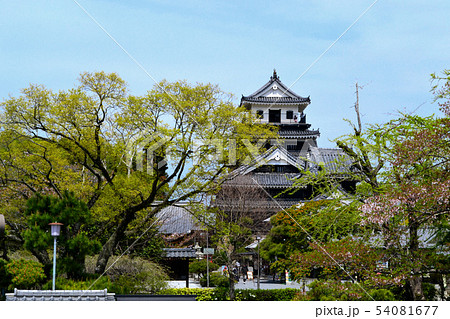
{"left": 242, "top": 71, "right": 308, "bottom": 101}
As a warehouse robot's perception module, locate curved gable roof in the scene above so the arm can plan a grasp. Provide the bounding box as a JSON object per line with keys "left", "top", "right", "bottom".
{"left": 241, "top": 70, "right": 311, "bottom": 105}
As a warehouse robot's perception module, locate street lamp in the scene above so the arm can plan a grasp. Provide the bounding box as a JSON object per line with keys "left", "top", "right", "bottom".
{"left": 256, "top": 236, "right": 261, "bottom": 290}
{"left": 0, "top": 214, "right": 5, "bottom": 235}
{"left": 49, "top": 222, "right": 63, "bottom": 291}
{"left": 205, "top": 230, "right": 209, "bottom": 288}
{"left": 194, "top": 242, "right": 203, "bottom": 282}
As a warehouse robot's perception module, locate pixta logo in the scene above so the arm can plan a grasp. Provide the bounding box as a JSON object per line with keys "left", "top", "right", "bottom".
{"left": 125, "top": 132, "right": 316, "bottom": 175}
{"left": 125, "top": 131, "right": 169, "bottom": 175}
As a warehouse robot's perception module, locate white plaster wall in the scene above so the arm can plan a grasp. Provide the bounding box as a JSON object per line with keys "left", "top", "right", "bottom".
{"left": 251, "top": 104, "right": 300, "bottom": 124}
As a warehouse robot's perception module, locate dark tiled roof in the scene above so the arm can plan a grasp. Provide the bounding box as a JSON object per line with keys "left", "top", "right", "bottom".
{"left": 309, "top": 148, "right": 354, "bottom": 175}
{"left": 215, "top": 199, "right": 305, "bottom": 210}
{"left": 6, "top": 289, "right": 115, "bottom": 301}
{"left": 241, "top": 96, "right": 310, "bottom": 104}
{"left": 233, "top": 145, "right": 305, "bottom": 175}
{"left": 222, "top": 172, "right": 303, "bottom": 188}
{"left": 163, "top": 248, "right": 197, "bottom": 258}
{"left": 156, "top": 205, "right": 202, "bottom": 234}
{"left": 240, "top": 70, "right": 310, "bottom": 105}
{"left": 354, "top": 228, "right": 443, "bottom": 250}
{"left": 252, "top": 173, "right": 305, "bottom": 188}
{"left": 278, "top": 128, "right": 320, "bottom": 139}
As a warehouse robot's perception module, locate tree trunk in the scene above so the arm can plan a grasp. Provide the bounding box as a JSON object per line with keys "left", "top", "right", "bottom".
{"left": 408, "top": 220, "right": 424, "bottom": 300}
{"left": 409, "top": 275, "right": 424, "bottom": 301}
{"left": 229, "top": 274, "right": 236, "bottom": 300}
{"left": 94, "top": 208, "right": 137, "bottom": 274}
{"left": 0, "top": 235, "right": 9, "bottom": 261}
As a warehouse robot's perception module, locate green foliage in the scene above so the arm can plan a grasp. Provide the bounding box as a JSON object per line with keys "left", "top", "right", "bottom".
{"left": 97, "top": 255, "right": 169, "bottom": 294}
{"left": 368, "top": 288, "right": 396, "bottom": 301}
{"left": 261, "top": 200, "right": 362, "bottom": 275}
{"left": 289, "top": 238, "right": 382, "bottom": 282}
{"left": 0, "top": 259, "right": 12, "bottom": 289}
{"left": 158, "top": 287, "right": 228, "bottom": 301}
{"left": 189, "top": 259, "right": 219, "bottom": 276}
{"left": 0, "top": 71, "right": 276, "bottom": 275}
{"left": 5, "top": 259, "right": 46, "bottom": 290}
{"left": 23, "top": 191, "right": 101, "bottom": 279}
{"left": 159, "top": 287, "right": 301, "bottom": 301}
{"left": 422, "top": 282, "right": 437, "bottom": 301}
{"left": 42, "top": 255, "right": 169, "bottom": 294}
{"left": 41, "top": 276, "right": 141, "bottom": 294}
{"left": 42, "top": 276, "right": 112, "bottom": 291}
{"left": 292, "top": 280, "right": 399, "bottom": 301}
{"left": 200, "top": 272, "right": 229, "bottom": 288}
{"left": 296, "top": 280, "right": 370, "bottom": 301}
{"left": 234, "top": 288, "right": 299, "bottom": 301}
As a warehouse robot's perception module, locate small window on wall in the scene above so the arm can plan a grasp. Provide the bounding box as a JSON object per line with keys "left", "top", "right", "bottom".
{"left": 286, "top": 110, "right": 294, "bottom": 119}
{"left": 256, "top": 110, "right": 264, "bottom": 119}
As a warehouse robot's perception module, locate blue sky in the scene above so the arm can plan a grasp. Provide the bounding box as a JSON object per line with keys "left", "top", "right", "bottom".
{"left": 1, "top": 0, "right": 449, "bottom": 147}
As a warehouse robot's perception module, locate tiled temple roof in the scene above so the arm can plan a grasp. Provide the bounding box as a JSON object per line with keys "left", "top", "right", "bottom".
{"left": 278, "top": 128, "right": 320, "bottom": 139}
{"left": 308, "top": 147, "right": 355, "bottom": 175}
{"left": 214, "top": 199, "right": 305, "bottom": 210}
{"left": 240, "top": 70, "right": 310, "bottom": 105}
{"left": 156, "top": 205, "right": 202, "bottom": 234}
{"left": 163, "top": 248, "right": 197, "bottom": 258}
{"left": 252, "top": 173, "right": 305, "bottom": 188}
{"left": 241, "top": 96, "right": 310, "bottom": 104}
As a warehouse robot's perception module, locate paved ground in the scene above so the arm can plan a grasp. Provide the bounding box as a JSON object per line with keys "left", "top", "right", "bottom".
{"left": 167, "top": 277, "right": 313, "bottom": 290}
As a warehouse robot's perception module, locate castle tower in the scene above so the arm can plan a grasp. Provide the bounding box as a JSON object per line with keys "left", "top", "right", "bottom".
{"left": 215, "top": 70, "right": 355, "bottom": 234}
{"left": 240, "top": 69, "right": 320, "bottom": 154}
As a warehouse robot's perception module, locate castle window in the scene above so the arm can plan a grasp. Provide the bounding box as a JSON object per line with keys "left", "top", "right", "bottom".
{"left": 286, "top": 110, "right": 293, "bottom": 119}
{"left": 256, "top": 110, "right": 264, "bottom": 119}
{"left": 269, "top": 109, "right": 281, "bottom": 123}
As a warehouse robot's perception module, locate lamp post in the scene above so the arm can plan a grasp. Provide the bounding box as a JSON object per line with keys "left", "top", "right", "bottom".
{"left": 256, "top": 236, "right": 261, "bottom": 290}
{"left": 0, "top": 215, "right": 6, "bottom": 261}
{"left": 49, "top": 222, "right": 63, "bottom": 291}
{"left": 0, "top": 214, "right": 5, "bottom": 235}
{"left": 194, "top": 242, "right": 203, "bottom": 282}
{"left": 206, "top": 230, "right": 209, "bottom": 288}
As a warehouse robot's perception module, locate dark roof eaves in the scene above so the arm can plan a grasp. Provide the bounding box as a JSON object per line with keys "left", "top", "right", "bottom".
{"left": 241, "top": 97, "right": 311, "bottom": 104}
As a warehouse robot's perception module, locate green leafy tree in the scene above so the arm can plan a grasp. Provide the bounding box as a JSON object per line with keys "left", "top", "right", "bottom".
{"left": 279, "top": 76, "right": 450, "bottom": 300}
{"left": 260, "top": 200, "right": 361, "bottom": 275}
{"left": 0, "top": 72, "right": 275, "bottom": 274}
{"left": 189, "top": 259, "right": 219, "bottom": 277}
{"left": 23, "top": 191, "right": 101, "bottom": 279}
{"left": 209, "top": 175, "right": 270, "bottom": 300}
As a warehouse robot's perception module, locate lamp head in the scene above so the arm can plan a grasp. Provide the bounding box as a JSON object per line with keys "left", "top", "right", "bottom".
{"left": 49, "top": 222, "right": 63, "bottom": 237}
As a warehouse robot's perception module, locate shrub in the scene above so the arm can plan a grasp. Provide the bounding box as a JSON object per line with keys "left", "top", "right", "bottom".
{"left": 368, "top": 288, "right": 396, "bottom": 301}
{"left": 6, "top": 258, "right": 46, "bottom": 290}
{"left": 159, "top": 287, "right": 301, "bottom": 301}
{"left": 99, "top": 255, "right": 169, "bottom": 293}
{"left": 422, "top": 282, "right": 437, "bottom": 301}
{"left": 304, "top": 280, "right": 368, "bottom": 301}
{"left": 159, "top": 288, "right": 228, "bottom": 301}
{"left": 42, "top": 276, "right": 112, "bottom": 291}
{"left": 235, "top": 288, "right": 299, "bottom": 301}
{"left": 85, "top": 255, "right": 170, "bottom": 293}
{"left": 294, "top": 280, "right": 399, "bottom": 301}
{"left": 0, "top": 259, "right": 12, "bottom": 299}
{"left": 200, "top": 272, "right": 229, "bottom": 288}
{"left": 189, "top": 259, "right": 219, "bottom": 276}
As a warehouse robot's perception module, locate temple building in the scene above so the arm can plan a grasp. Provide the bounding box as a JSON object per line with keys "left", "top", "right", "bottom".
{"left": 213, "top": 70, "right": 356, "bottom": 234}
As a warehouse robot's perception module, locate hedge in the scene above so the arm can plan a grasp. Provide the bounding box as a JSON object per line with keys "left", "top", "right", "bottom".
{"left": 159, "top": 288, "right": 301, "bottom": 301}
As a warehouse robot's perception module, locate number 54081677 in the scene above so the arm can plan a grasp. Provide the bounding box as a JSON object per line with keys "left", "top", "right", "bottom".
{"left": 375, "top": 306, "right": 438, "bottom": 316}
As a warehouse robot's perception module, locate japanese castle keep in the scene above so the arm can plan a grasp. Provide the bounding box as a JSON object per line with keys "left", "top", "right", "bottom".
{"left": 214, "top": 70, "right": 355, "bottom": 234}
